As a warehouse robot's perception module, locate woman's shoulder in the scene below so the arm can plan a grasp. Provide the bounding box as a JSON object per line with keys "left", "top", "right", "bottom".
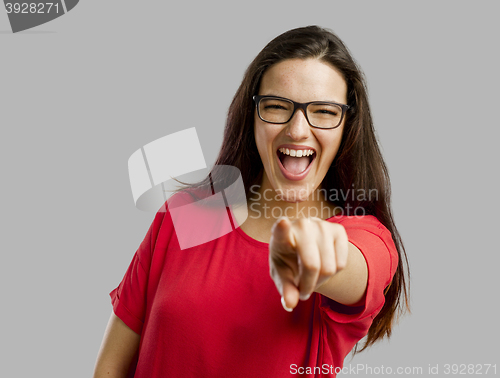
{"left": 327, "top": 214, "right": 398, "bottom": 265}
{"left": 161, "top": 187, "right": 243, "bottom": 250}
{"left": 328, "top": 214, "right": 388, "bottom": 234}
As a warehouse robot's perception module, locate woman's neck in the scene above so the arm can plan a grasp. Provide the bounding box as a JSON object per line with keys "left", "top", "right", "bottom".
{"left": 253, "top": 173, "right": 339, "bottom": 217}
{"left": 239, "top": 177, "right": 340, "bottom": 242}
{"left": 248, "top": 187, "right": 338, "bottom": 220}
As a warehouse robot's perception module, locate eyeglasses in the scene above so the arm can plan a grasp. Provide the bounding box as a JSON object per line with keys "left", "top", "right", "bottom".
{"left": 253, "top": 95, "right": 350, "bottom": 129}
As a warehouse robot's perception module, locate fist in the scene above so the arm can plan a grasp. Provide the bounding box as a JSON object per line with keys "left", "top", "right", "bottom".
{"left": 269, "top": 217, "right": 349, "bottom": 311}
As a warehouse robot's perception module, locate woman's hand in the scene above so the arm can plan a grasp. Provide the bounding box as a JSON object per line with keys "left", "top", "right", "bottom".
{"left": 269, "top": 216, "right": 349, "bottom": 311}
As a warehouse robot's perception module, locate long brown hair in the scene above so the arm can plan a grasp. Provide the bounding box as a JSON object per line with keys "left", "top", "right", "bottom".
{"left": 192, "top": 25, "right": 409, "bottom": 352}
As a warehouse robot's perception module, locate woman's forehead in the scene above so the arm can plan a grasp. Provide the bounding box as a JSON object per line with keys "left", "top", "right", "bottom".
{"left": 259, "top": 58, "right": 347, "bottom": 104}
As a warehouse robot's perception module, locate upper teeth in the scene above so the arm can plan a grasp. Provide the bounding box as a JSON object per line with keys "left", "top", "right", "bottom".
{"left": 278, "top": 148, "right": 314, "bottom": 157}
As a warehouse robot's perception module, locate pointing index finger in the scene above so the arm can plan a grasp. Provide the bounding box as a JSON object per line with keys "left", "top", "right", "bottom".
{"left": 270, "top": 217, "right": 296, "bottom": 249}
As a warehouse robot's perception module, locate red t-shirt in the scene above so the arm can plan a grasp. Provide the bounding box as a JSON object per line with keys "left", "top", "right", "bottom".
{"left": 109, "top": 199, "right": 398, "bottom": 377}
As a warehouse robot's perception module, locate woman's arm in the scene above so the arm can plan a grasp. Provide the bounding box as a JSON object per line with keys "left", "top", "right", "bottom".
{"left": 314, "top": 242, "right": 367, "bottom": 305}
{"left": 93, "top": 311, "right": 140, "bottom": 378}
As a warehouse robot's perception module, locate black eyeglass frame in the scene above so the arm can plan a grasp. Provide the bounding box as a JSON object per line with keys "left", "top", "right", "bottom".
{"left": 253, "top": 95, "right": 350, "bottom": 130}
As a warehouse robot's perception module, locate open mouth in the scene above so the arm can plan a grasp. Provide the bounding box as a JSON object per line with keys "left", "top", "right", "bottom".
{"left": 276, "top": 147, "right": 316, "bottom": 178}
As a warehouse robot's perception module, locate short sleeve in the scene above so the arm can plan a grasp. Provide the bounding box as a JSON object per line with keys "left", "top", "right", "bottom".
{"left": 109, "top": 208, "right": 166, "bottom": 335}
{"left": 320, "top": 216, "right": 398, "bottom": 323}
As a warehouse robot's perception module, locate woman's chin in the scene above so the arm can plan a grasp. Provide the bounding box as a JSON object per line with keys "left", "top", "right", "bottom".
{"left": 262, "top": 170, "right": 319, "bottom": 203}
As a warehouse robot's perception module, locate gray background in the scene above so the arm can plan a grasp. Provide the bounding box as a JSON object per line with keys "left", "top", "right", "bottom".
{"left": 1, "top": 1, "right": 499, "bottom": 377}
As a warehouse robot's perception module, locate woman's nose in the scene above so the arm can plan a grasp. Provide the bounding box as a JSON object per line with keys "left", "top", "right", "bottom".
{"left": 285, "top": 109, "right": 311, "bottom": 141}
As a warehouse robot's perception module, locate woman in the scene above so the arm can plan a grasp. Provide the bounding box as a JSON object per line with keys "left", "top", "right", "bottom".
{"left": 93, "top": 25, "right": 409, "bottom": 377}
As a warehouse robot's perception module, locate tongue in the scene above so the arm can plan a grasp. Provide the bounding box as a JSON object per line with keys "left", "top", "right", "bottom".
{"left": 282, "top": 155, "right": 310, "bottom": 175}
